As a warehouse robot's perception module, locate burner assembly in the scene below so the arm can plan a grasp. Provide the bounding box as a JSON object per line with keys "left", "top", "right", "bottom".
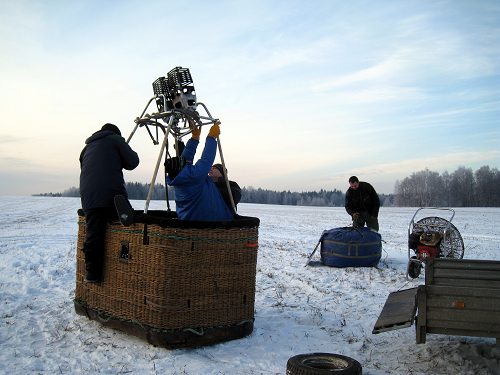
{"left": 126, "top": 67, "right": 231, "bottom": 213}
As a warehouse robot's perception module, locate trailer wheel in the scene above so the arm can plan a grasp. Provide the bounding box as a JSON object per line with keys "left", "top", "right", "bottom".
{"left": 407, "top": 256, "right": 422, "bottom": 279}
{"left": 286, "top": 353, "right": 362, "bottom": 375}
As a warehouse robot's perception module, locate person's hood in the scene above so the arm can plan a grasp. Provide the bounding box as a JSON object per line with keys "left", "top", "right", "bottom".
{"left": 85, "top": 129, "right": 118, "bottom": 144}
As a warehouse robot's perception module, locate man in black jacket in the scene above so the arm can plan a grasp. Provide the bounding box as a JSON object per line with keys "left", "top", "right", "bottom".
{"left": 209, "top": 163, "right": 241, "bottom": 213}
{"left": 345, "top": 176, "right": 380, "bottom": 231}
{"left": 79, "top": 123, "right": 139, "bottom": 283}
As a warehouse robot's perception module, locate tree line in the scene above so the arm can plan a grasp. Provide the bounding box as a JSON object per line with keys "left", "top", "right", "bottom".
{"left": 34, "top": 184, "right": 395, "bottom": 207}
{"left": 34, "top": 164, "right": 499, "bottom": 207}
{"left": 394, "top": 165, "right": 500, "bottom": 207}
{"left": 240, "top": 187, "right": 395, "bottom": 207}
{"left": 34, "top": 183, "right": 175, "bottom": 201}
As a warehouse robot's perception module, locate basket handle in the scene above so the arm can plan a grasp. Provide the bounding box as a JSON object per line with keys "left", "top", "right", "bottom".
{"left": 119, "top": 241, "right": 130, "bottom": 263}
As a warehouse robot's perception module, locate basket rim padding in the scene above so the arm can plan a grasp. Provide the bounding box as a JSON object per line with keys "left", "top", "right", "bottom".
{"left": 77, "top": 208, "right": 260, "bottom": 229}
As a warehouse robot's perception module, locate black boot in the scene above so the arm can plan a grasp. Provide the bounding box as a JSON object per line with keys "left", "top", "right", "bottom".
{"left": 84, "top": 249, "right": 103, "bottom": 285}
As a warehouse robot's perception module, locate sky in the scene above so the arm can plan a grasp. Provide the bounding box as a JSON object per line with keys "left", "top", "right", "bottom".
{"left": 0, "top": 0, "right": 499, "bottom": 196}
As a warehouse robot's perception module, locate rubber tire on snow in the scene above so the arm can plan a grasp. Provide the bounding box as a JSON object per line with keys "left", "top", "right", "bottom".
{"left": 286, "top": 353, "right": 362, "bottom": 375}
{"left": 407, "top": 256, "right": 422, "bottom": 279}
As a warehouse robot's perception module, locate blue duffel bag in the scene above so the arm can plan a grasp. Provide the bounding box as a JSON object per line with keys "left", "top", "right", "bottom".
{"left": 320, "top": 227, "right": 382, "bottom": 267}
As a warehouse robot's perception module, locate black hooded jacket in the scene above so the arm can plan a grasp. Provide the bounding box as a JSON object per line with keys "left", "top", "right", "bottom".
{"left": 345, "top": 181, "right": 380, "bottom": 218}
{"left": 214, "top": 177, "right": 242, "bottom": 210}
{"left": 79, "top": 129, "right": 139, "bottom": 210}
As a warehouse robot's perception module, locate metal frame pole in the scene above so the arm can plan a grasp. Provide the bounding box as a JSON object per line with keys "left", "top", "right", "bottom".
{"left": 126, "top": 97, "right": 156, "bottom": 144}
{"left": 216, "top": 135, "right": 236, "bottom": 215}
{"left": 144, "top": 116, "right": 174, "bottom": 213}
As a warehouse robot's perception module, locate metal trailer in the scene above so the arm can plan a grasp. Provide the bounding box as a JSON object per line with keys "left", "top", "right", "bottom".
{"left": 416, "top": 258, "right": 500, "bottom": 345}
{"left": 373, "top": 258, "right": 500, "bottom": 345}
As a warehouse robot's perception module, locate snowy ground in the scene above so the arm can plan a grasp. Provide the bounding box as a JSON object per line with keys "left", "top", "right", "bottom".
{"left": 0, "top": 196, "right": 499, "bottom": 375}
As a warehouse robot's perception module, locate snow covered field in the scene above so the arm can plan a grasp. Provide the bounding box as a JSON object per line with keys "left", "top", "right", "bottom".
{"left": 0, "top": 196, "right": 499, "bottom": 375}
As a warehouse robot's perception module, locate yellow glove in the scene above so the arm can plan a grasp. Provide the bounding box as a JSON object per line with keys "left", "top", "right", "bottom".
{"left": 352, "top": 212, "right": 360, "bottom": 220}
{"left": 190, "top": 122, "right": 201, "bottom": 140}
{"left": 208, "top": 122, "right": 221, "bottom": 139}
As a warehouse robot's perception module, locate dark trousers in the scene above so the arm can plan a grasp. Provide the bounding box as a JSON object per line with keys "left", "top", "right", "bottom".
{"left": 353, "top": 211, "right": 379, "bottom": 232}
{"left": 83, "top": 206, "right": 118, "bottom": 280}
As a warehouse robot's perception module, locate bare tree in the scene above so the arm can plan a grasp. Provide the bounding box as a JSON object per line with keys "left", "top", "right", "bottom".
{"left": 450, "top": 166, "right": 475, "bottom": 207}
{"left": 61, "top": 187, "right": 80, "bottom": 197}
{"left": 441, "top": 170, "right": 452, "bottom": 207}
{"left": 393, "top": 166, "right": 499, "bottom": 207}
{"left": 394, "top": 177, "right": 415, "bottom": 206}
{"left": 394, "top": 169, "right": 443, "bottom": 207}
{"left": 475, "top": 166, "right": 500, "bottom": 207}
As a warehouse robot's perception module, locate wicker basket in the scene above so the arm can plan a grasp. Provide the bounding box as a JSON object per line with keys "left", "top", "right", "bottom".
{"left": 75, "top": 209, "right": 259, "bottom": 348}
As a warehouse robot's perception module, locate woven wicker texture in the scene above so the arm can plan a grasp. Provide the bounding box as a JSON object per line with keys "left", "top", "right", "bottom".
{"left": 76, "top": 214, "right": 258, "bottom": 330}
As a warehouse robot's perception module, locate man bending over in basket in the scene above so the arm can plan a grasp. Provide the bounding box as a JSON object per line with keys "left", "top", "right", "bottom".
{"left": 166, "top": 122, "right": 234, "bottom": 221}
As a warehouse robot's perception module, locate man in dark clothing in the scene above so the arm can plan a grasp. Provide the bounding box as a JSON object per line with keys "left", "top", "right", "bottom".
{"left": 79, "top": 123, "right": 139, "bottom": 284}
{"left": 345, "top": 176, "right": 380, "bottom": 231}
{"left": 209, "top": 163, "right": 242, "bottom": 213}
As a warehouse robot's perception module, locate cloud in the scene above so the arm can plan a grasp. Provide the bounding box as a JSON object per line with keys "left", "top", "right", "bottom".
{"left": 243, "top": 150, "right": 500, "bottom": 194}
{"left": 0, "top": 169, "right": 78, "bottom": 196}
{"left": 343, "top": 150, "right": 500, "bottom": 176}
{"left": 1, "top": 156, "right": 34, "bottom": 166}
{"left": 417, "top": 101, "right": 500, "bottom": 119}
{"left": 0, "top": 135, "right": 27, "bottom": 143}
{"left": 312, "top": 57, "right": 405, "bottom": 92}
{"left": 0, "top": 1, "right": 498, "bottom": 197}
